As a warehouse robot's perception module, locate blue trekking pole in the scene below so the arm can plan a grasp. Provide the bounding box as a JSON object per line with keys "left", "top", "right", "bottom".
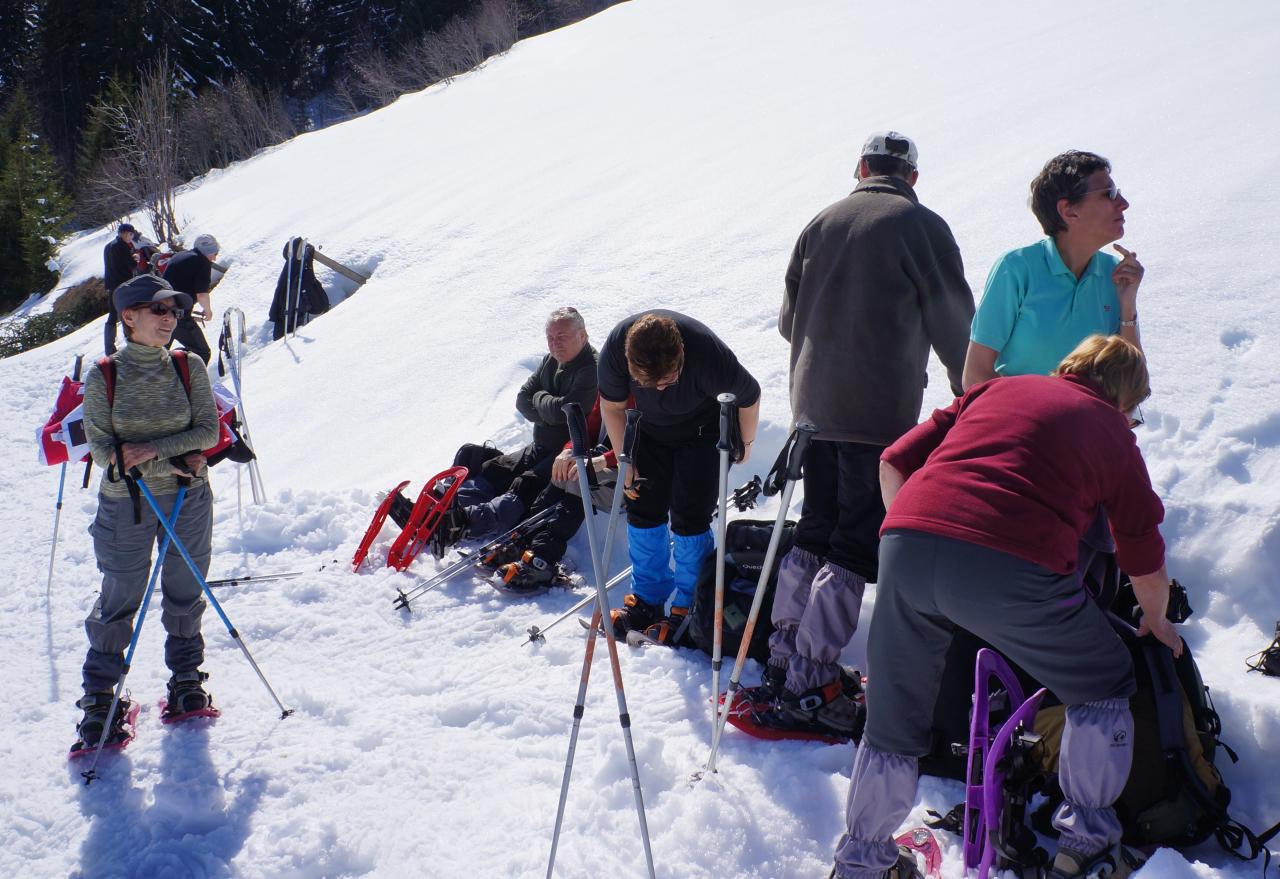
{"left": 81, "top": 486, "right": 186, "bottom": 784}
{"left": 46, "top": 354, "right": 84, "bottom": 600}
{"left": 129, "top": 469, "right": 294, "bottom": 721}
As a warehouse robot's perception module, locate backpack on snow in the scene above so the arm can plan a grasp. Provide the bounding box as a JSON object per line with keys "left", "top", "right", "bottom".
{"left": 921, "top": 559, "right": 1274, "bottom": 862}
{"left": 687, "top": 518, "right": 797, "bottom": 663}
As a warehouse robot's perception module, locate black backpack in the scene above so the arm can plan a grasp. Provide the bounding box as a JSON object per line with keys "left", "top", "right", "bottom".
{"left": 687, "top": 518, "right": 796, "bottom": 663}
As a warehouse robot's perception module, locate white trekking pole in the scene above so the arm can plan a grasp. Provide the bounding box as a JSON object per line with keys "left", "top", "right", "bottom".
{"left": 710, "top": 393, "right": 736, "bottom": 739}
{"left": 703, "top": 423, "right": 816, "bottom": 776}
{"left": 546, "top": 404, "right": 654, "bottom": 879}
{"left": 222, "top": 308, "right": 266, "bottom": 504}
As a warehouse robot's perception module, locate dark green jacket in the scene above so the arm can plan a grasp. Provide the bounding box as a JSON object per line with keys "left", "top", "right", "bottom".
{"left": 515, "top": 344, "right": 598, "bottom": 450}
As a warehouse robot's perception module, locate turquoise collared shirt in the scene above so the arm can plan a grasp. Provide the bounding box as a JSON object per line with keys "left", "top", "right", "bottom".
{"left": 970, "top": 237, "right": 1121, "bottom": 377}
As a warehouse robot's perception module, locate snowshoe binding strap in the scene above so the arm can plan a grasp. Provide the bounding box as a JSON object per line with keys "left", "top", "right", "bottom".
{"left": 1246, "top": 621, "right": 1280, "bottom": 677}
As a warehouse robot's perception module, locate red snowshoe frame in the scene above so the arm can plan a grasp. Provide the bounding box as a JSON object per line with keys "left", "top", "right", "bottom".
{"left": 387, "top": 466, "right": 469, "bottom": 572}
{"left": 351, "top": 467, "right": 469, "bottom": 572}
{"left": 352, "top": 480, "right": 410, "bottom": 571}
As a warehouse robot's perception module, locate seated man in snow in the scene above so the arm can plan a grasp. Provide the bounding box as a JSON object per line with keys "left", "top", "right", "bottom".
{"left": 389, "top": 307, "right": 598, "bottom": 545}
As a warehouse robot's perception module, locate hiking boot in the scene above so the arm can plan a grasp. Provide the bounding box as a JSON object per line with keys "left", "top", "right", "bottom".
{"left": 639, "top": 606, "right": 691, "bottom": 646}
{"left": 74, "top": 692, "right": 130, "bottom": 748}
{"left": 840, "top": 665, "right": 865, "bottom": 698}
{"left": 163, "top": 670, "right": 213, "bottom": 717}
{"left": 429, "top": 504, "right": 469, "bottom": 559}
{"left": 755, "top": 678, "right": 866, "bottom": 741}
{"left": 1047, "top": 845, "right": 1145, "bottom": 879}
{"left": 388, "top": 490, "right": 414, "bottom": 530}
{"left": 610, "top": 594, "right": 663, "bottom": 638}
{"left": 478, "top": 539, "right": 527, "bottom": 571}
{"left": 496, "top": 552, "right": 558, "bottom": 595}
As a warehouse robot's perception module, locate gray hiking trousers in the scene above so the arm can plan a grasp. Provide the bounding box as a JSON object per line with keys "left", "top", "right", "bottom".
{"left": 768, "top": 546, "right": 866, "bottom": 692}
{"left": 81, "top": 483, "right": 213, "bottom": 695}
{"left": 833, "top": 529, "right": 1135, "bottom": 878}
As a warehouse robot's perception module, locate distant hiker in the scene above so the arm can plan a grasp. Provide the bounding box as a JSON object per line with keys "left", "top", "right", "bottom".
{"left": 832, "top": 335, "right": 1180, "bottom": 879}
{"left": 598, "top": 310, "right": 760, "bottom": 645}
{"left": 751, "top": 131, "right": 974, "bottom": 740}
{"left": 388, "top": 307, "right": 598, "bottom": 547}
{"left": 162, "top": 233, "right": 221, "bottom": 364}
{"left": 74, "top": 275, "right": 220, "bottom": 751}
{"left": 102, "top": 223, "right": 138, "bottom": 355}
{"left": 962, "top": 150, "right": 1145, "bottom": 586}
{"left": 963, "top": 150, "right": 1143, "bottom": 388}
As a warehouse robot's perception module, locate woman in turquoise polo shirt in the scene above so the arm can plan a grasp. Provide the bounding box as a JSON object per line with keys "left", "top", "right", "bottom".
{"left": 962, "top": 150, "right": 1145, "bottom": 388}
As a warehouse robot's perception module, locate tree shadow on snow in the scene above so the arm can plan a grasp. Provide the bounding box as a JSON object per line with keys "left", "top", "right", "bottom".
{"left": 73, "top": 720, "right": 265, "bottom": 879}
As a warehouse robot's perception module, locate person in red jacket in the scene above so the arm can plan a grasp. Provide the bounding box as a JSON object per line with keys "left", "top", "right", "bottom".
{"left": 830, "top": 335, "right": 1181, "bottom": 879}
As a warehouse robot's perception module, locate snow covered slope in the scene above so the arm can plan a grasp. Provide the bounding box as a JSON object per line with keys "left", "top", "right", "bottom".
{"left": 3, "top": 1, "right": 1280, "bottom": 876}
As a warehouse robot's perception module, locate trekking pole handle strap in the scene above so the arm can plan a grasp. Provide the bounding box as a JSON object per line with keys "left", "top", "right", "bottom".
{"left": 563, "top": 402, "right": 589, "bottom": 458}
{"left": 73, "top": 353, "right": 84, "bottom": 382}
{"left": 788, "top": 423, "right": 818, "bottom": 481}
{"left": 717, "top": 393, "right": 736, "bottom": 452}
{"left": 622, "top": 408, "right": 642, "bottom": 464}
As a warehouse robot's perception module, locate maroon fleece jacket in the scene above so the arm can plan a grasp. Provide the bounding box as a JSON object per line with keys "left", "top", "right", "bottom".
{"left": 881, "top": 374, "right": 1165, "bottom": 575}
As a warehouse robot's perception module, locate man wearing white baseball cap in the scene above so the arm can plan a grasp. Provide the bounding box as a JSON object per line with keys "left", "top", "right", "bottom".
{"left": 745, "top": 132, "right": 974, "bottom": 754}
{"left": 161, "top": 234, "right": 220, "bottom": 363}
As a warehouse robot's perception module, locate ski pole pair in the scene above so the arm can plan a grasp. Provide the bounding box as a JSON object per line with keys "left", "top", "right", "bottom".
{"left": 83, "top": 471, "right": 294, "bottom": 784}
{"left": 220, "top": 307, "right": 266, "bottom": 505}
{"left": 702, "top": 422, "right": 816, "bottom": 777}
{"left": 546, "top": 403, "right": 655, "bottom": 879}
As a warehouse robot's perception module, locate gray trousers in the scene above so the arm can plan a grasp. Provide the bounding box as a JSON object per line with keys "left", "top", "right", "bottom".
{"left": 768, "top": 546, "right": 867, "bottom": 692}
{"left": 834, "top": 529, "right": 1135, "bottom": 878}
{"left": 82, "top": 484, "right": 213, "bottom": 695}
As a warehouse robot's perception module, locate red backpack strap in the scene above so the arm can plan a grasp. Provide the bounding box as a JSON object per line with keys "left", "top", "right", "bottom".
{"left": 170, "top": 349, "right": 192, "bottom": 398}
{"left": 97, "top": 356, "right": 116, "bottom": 406}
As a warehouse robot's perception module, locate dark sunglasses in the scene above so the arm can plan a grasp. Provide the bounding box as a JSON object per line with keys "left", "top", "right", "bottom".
{"left": 1077, "top": 181, "right": 1123, "bottom": 202}
{"left": 1127, "top": 404, "right": 1144, "bottom": 429}
{"left": 141, "top": 302, "right": 184, "bottom": 319}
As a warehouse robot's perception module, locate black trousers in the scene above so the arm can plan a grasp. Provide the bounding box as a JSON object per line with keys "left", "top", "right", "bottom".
{"left": 794, "top": 439, "right": 886, "bottom": 582}
{"left": 171, "top": 317, "right": 211, "bottom": 364}
{"left": 627, "top": 426, "right": 718, "bottom": 535}
{"left": 527, "top": 484, "right": 587, "bottom": 564}
{"left": 453, "top": 442, "right": 555, "bottom": 510}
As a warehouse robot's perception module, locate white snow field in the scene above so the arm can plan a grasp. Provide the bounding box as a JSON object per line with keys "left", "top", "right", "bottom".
{"left": 3, "top": 1, "right": 1280, "bottom": 876}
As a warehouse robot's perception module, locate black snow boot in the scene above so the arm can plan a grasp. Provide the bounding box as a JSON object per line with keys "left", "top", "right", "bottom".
{"left": 496, "top": 552, "right": 559, "bottom": 595}
{"left": 388, "top": 490, "right": 414, "bottom": 530}
{"left": 164, "top": 670, "right": 213, "bottom": 717}
{"left": 609, "top": 593, "right": 663, "bottom": 639}
{"left": 755, "top": 678, "right": 866, "bottom": 741}
{"left": 73, "top": 692, "right": 132, "bottom": 750}
{"left": 429, "top": 504, "right": 469, "bottom": 559}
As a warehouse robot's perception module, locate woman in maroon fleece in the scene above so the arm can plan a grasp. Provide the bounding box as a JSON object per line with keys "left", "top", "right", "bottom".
{"left": 831, "top": 335, "right": 1181, "bottom": 879}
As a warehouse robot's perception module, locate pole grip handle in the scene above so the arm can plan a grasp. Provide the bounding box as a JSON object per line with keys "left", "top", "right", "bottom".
{"left": 72, "top": 353, "right": 85, "bottom": 382}
{"left": 787, "top": 423, "right": 818, "bottom": 481}
{"left": 717, "top": 393, "right": 736, "bottom": 453}
{"left": 621, "top": 408, "right": 642, "bottom": 463}
{"left": 563, "top": 402, "right": 588, "bottom": 457}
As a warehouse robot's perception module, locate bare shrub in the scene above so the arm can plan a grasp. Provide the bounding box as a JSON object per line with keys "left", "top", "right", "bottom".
{"left": 53, "top": 277, "right": 109, "bottom": 317}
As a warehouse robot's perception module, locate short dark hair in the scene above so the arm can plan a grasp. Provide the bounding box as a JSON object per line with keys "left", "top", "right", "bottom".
{"left": 1029, "top": 150, "right": 1111, "bottom": 236}
{"left": 862, "top": 153, "right": 915, "bottom": 180}
{"left": 624, "top": 314, "right": 684, "bottom": 386}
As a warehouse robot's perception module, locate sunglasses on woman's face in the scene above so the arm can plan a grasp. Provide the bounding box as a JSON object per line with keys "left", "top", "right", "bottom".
{"left": 143, "top": 303, "right": 184, "bottom": 319}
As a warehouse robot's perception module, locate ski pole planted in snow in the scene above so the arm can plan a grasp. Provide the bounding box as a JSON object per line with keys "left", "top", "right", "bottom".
{"left": 128, "top": 469, "right": 294, "bottom": 720}
{"left": 46, "top": 354, "right": 84, "bottom": 599}
{"left": 547, "top": 404, "right": 654, "bottom": 879}
{"left": 221, "top": 307, "right": 266, "bottom": 504}
{"left": 702, "top": 422, "right": 816, "bottom": 777}
{"left": 82, "top": 486, "right": 186, "bottom": 784}
{"left": 711, "top": 392, "right": 736, "bottom": 743}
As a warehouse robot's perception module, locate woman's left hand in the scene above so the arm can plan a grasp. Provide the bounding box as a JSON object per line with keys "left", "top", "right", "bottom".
{"left": 1112, "top": 244, "right": 1144, "bottom": 305}
{"left": 120, "top": 441, "right": 158, "bottom": 471}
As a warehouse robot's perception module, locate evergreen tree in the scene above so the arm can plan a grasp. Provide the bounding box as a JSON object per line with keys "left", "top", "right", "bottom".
{"left": 0, "top": 88, "right": 71, "bottom": 311}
